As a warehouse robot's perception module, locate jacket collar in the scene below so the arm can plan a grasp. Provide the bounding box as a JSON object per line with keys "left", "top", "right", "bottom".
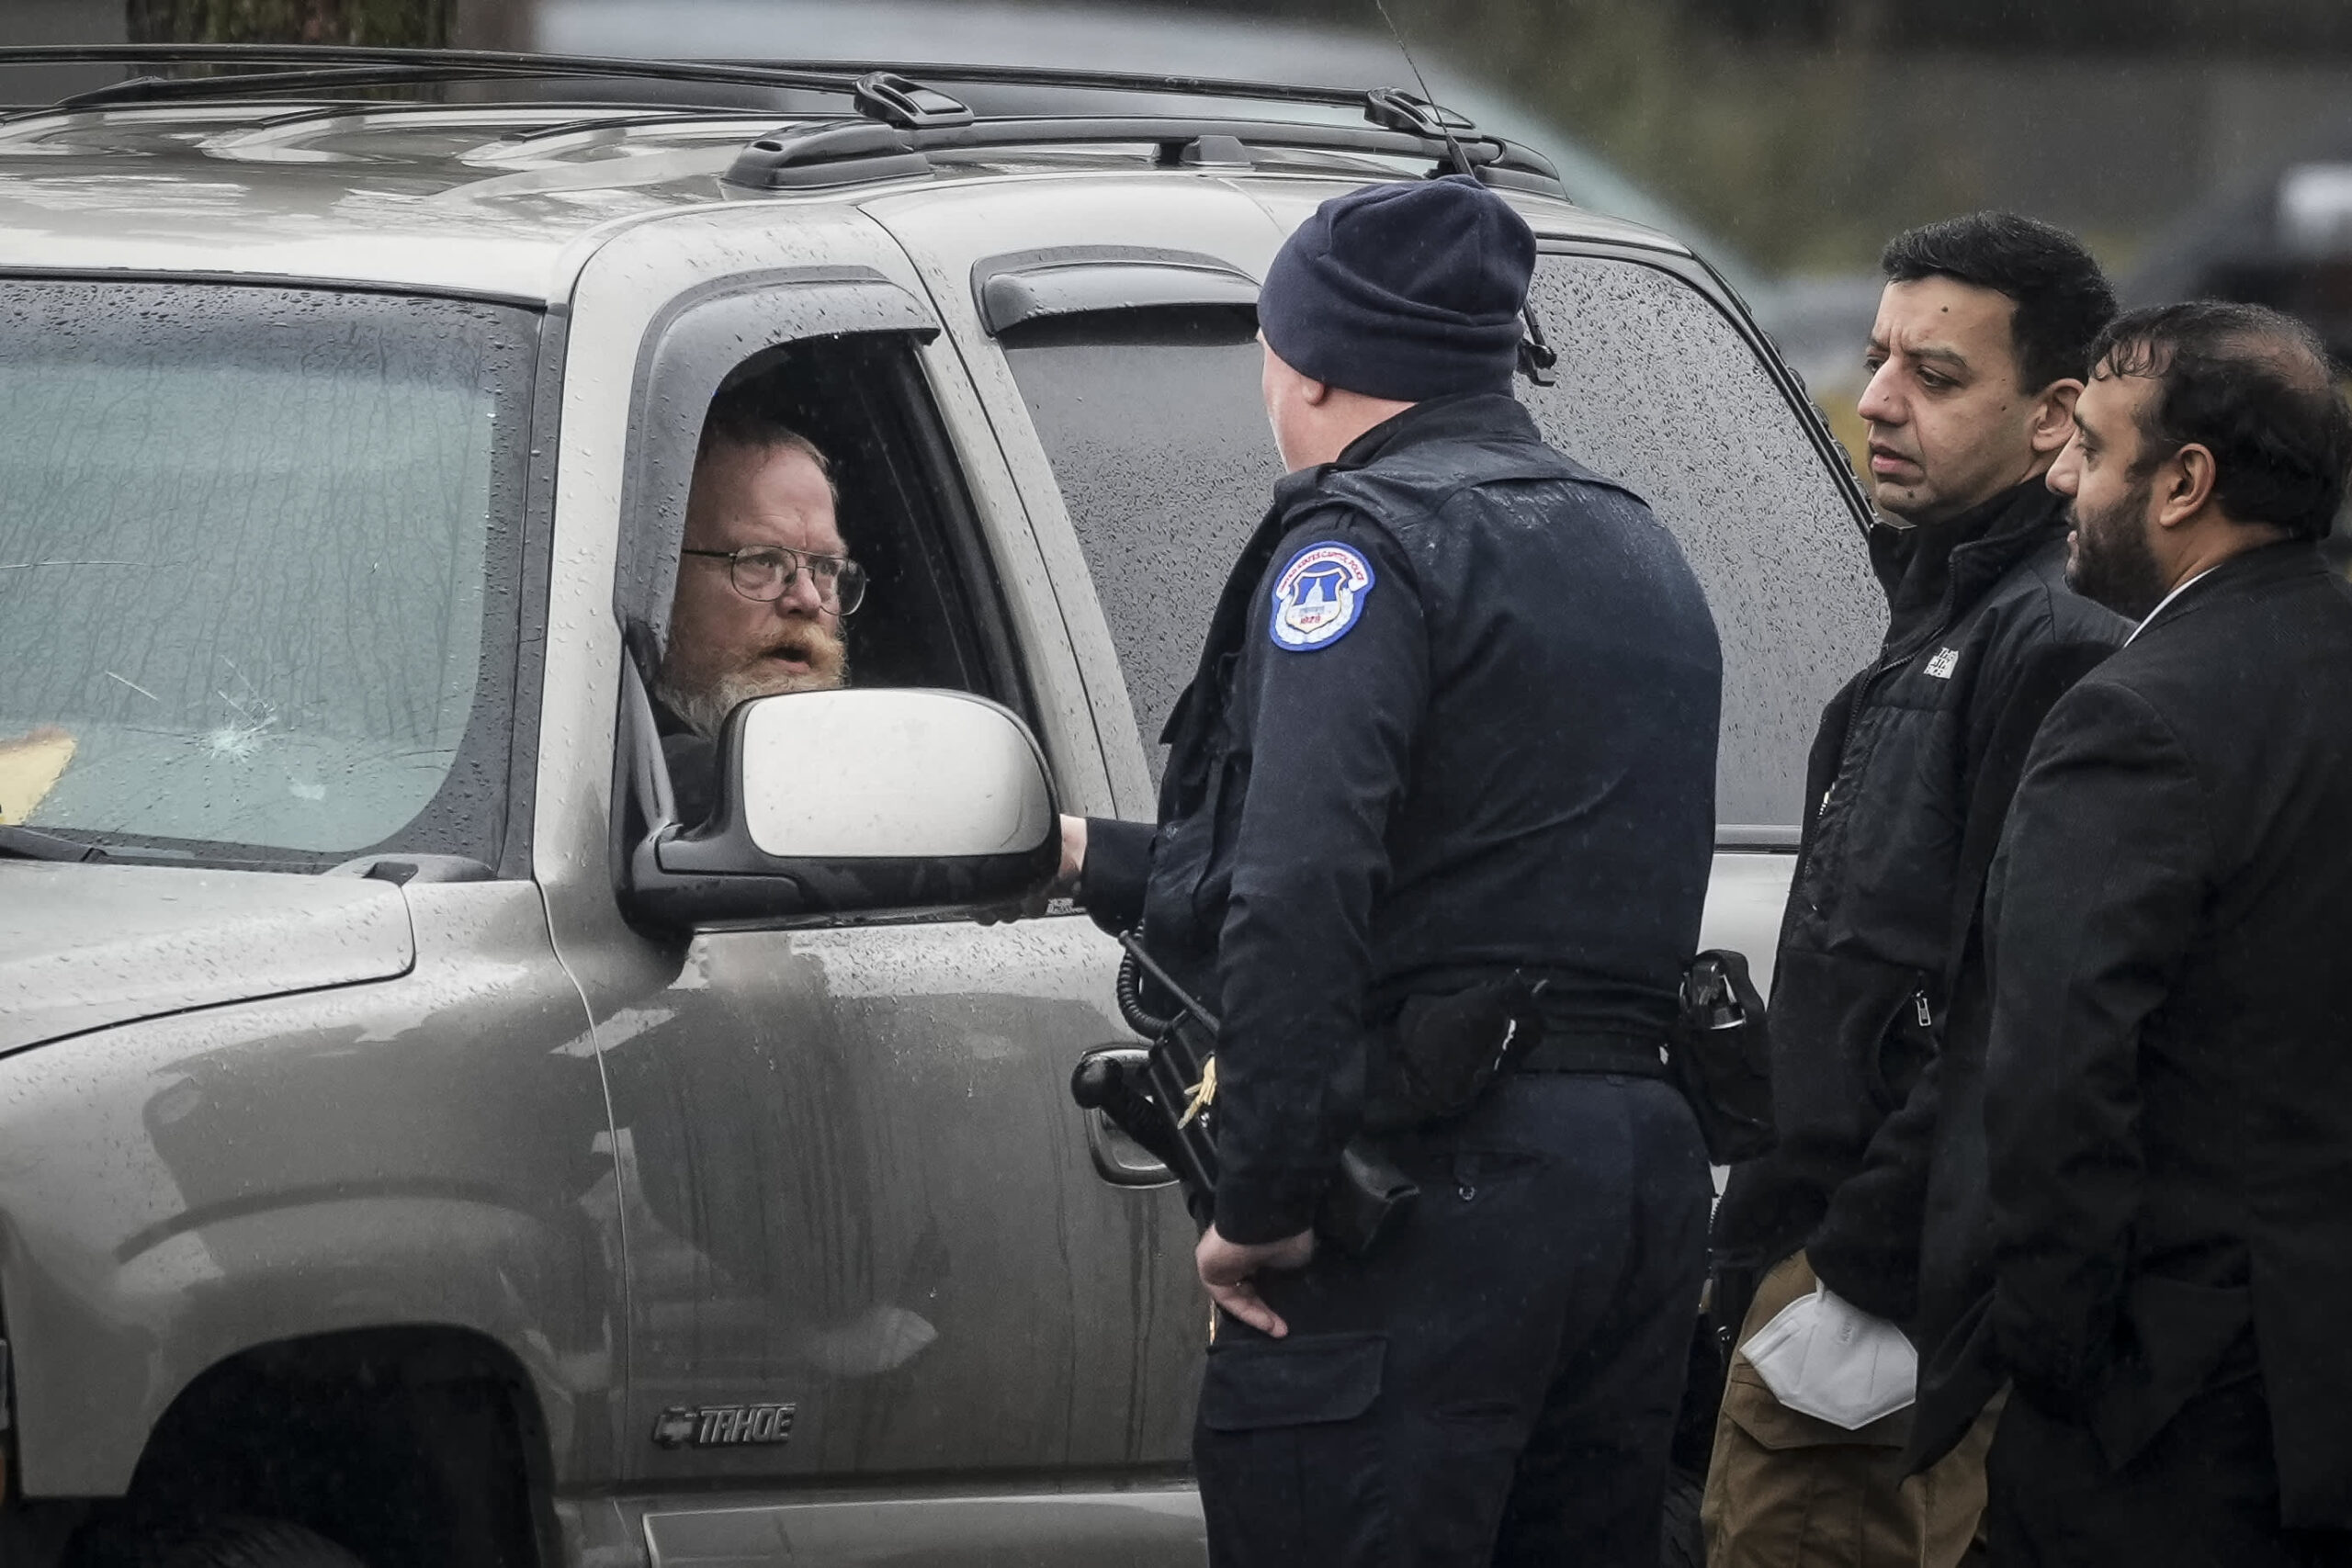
{"left": 1270, "top": 390, "right": 1535, "bottom": 511}
{"left": 1869, "top": 477, "right": 2068, "bottom": 657}
{"left": 2131, "top": 538, "right": 2330, "bottom": 642}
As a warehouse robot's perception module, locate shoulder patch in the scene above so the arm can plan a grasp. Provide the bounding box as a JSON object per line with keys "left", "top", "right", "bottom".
{"left": 1268, "top": 540, "right": 1376, "bottom": 651}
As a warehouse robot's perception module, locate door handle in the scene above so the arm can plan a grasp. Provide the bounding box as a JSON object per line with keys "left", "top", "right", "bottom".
{"left": 1073, "top": 1045, "right": 1177, "bottom": 1188}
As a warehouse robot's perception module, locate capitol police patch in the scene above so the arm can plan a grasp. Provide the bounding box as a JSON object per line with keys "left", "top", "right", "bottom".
{"left": 1269, "top": 541, "right": 1375, "bottom": 651}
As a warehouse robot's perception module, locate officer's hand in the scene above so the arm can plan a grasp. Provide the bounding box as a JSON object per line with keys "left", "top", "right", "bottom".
{"left": 971, "top": 889, "right": 1049, "bottom": 926}
{"left": 974, "top": 816, "right": 1087, "bottom": 926}
{"left": 1196, "top": 1224, "right": 1315, "bottom": 1337}
{"left": 1052, "top": 814, "right": 1087, "bottom": 897}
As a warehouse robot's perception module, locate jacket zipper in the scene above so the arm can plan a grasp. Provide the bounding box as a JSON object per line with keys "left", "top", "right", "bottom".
{"left": 1808, "top": 532, "right": 1985, "bottom": 826}
{"left": 1803, "top": 638, "right": 1913, "bottom": 842}
{"left": 1791, "top": 492, "right": 2058, "bottom": 894}
{"left": 1789, "top": 535, "right": 1988, "bottom": 905}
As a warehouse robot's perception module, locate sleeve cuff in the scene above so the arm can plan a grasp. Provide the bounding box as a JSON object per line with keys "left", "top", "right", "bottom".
{"left": 1803, "top": 1224, "right": 1917, "bottom": 1325}
{"left": 1075, "top": 816, "right": 1155, "bottom": 935}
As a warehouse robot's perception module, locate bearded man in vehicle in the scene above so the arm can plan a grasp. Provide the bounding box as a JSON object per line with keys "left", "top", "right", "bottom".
{"left": 653, "top": 395, "right": 862, "bottom": 821}
{"left": 1702, "top": 212, "right": 2128, "bottom": 1568}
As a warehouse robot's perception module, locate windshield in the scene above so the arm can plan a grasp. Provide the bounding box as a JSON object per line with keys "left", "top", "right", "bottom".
{"left": 0, "top": 282, "right": 537, "bottom": 866}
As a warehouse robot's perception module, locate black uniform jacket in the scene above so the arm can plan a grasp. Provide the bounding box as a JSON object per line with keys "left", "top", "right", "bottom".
{"left": 1712, "top": 479, "right": 2126, "bottom": 1313}
{"left": 1907, "top": 543, "right": 2352, "bottom": 1528}
{"left": 1080, "top": 392, "right": 1722, "bottom": 1245}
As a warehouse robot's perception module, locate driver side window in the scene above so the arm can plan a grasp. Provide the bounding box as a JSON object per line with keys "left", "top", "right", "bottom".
{"left": 635, "top": 332, "right": 1035, "bottom": 825}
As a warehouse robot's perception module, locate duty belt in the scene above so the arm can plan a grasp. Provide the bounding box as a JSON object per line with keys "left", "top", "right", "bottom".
{"left": 1514, "top": 1031, "right": 1670, "bottom": 1078}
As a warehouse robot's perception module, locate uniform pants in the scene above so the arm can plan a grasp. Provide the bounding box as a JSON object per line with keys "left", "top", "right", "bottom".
{"left": 1193, "top": 1073, "right": 1711, "bottom": 1568}
{"left": 1987, "top": 1377, "right": 2352, "bottom": 1568}
{"left": 1701, "top": 1251, "right": 2000, "bottom": 1568}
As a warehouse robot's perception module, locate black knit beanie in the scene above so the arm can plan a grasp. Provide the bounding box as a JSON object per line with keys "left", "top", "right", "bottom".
{"left": 1258, "top": 174, "right": 1537, "bottom": 401}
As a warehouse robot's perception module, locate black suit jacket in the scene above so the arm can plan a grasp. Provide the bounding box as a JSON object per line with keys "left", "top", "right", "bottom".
{"left": 1912, "top": 542, "right": 2352, "bottom": 1528}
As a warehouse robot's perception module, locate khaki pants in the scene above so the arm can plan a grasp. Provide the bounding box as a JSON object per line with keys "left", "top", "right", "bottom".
{"left": 1701, "top": 1252, "right": 2001, "bottom": 1568}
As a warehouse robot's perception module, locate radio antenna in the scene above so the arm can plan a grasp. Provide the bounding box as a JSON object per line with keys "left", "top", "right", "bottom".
{"left": 1368, "top": 0, "right": 1558, "bottom": 385}
{"left": 1373, "top": 0, "right": 1474, "bottom": 178}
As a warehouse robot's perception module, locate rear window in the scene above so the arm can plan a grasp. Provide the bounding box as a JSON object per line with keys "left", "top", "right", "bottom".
{"left": 0, "top": 282, "right": 536, "bottom": 865}
{"left": 1520, "top": 254, "right": 1880, "bottom": 830}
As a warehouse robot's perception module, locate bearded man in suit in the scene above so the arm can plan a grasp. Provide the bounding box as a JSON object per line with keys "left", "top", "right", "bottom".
{"left": 1926, "top": 300, "right": 2352, "bottom": 1565}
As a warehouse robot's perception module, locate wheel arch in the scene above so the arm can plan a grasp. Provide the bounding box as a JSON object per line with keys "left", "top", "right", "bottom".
{"left": 65, "top": 1325, "right": 558, "bottom": 1568}
{"left": 5, "top": 1190, "right": 612, "bottom": 1501}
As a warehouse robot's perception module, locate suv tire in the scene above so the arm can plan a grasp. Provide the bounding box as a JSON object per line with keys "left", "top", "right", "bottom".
{"left": 153, "top": 1519, "right": 368, "bottom": 1568}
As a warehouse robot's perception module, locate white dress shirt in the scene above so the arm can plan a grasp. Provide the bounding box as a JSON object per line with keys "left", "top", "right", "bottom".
{"left": 2124, "top": 566, "right": 2222, "bottom": 647}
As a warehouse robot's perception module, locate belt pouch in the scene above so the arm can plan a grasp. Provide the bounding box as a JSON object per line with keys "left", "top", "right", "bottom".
{"left": 1360, "top": 976, "right": 1546, "bottom": 1134}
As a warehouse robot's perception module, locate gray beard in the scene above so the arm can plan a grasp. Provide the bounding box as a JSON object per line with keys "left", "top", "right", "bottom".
{"left": 651, "top": 658, "right": 849, "bottom": 742}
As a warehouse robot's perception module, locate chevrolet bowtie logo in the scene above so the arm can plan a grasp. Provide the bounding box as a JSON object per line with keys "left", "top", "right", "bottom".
{"left": 651, "top": 1402, "right": 797, "bottom": 1450}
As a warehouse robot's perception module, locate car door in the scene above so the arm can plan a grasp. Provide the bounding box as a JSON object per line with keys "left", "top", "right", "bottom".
{"left": 531, "top": 205, "right": 1204, "bottom": 1563}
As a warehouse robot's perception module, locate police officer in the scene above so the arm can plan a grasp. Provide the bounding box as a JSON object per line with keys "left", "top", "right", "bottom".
{"left": 1056, "top": 175, "right": 1724, "bottom": 1566}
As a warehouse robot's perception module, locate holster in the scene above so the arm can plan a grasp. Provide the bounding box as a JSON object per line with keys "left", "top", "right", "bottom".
{"left": 1073, "top": 935, "right": 1419, "bottom": 1257}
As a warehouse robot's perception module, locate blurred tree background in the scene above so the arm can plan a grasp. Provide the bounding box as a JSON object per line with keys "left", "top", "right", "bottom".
{"left": 128, "top": 0, "right": 450, "bottom": 44}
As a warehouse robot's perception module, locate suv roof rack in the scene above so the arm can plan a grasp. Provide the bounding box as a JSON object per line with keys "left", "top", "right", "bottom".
{"left": 723, "top": 112, "right": 1555, "bottom": 194}
{"left": 0, "top": 45, "right": 1563, "bottom": 196}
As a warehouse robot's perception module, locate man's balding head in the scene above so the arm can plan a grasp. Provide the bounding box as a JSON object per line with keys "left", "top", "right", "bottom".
{"left": 2049, "top": 301, "right": 2352, "bottom": 616}
{"left": 2091, "top": 302, "right": 2350, "bottom": 539}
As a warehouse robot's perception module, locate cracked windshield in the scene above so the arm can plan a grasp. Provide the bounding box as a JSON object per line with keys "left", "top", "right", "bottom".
{"left": 0, "top": 283, "right": 532, "bottom": 857}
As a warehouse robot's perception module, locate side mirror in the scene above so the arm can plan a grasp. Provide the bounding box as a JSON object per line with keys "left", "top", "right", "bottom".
{"left": 620, "top": 682, "right": 1058, "bottom": 928}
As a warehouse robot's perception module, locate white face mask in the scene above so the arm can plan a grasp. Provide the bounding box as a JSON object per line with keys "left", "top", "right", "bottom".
{"left": 1742, "top": 1284, "right": 1918, "bottom": 1429}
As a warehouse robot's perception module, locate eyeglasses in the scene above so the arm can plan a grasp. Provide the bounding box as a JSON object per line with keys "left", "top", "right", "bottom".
{"left": 681, "top": 545, "right": 867, "bottom": 615}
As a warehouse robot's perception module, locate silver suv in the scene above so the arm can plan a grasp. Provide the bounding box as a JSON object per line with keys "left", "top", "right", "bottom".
{"left": 0, "top": 46, "right": 1879, "bottom": 1568}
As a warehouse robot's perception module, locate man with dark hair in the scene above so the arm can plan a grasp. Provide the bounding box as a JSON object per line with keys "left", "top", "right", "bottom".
{"left": 652, "top": 391, "right": 863, "bottom": 819}
{"left": 1703, "top": 213, "right": 2128, "bottom": 1568}
{"left": 1934, "top": 301, "right": 2352, "bottom": 1563}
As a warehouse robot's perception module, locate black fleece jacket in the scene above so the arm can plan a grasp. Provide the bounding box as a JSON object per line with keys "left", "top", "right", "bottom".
{"left": 1712, "top": 477, "right": 2128, "bottom": 1319}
